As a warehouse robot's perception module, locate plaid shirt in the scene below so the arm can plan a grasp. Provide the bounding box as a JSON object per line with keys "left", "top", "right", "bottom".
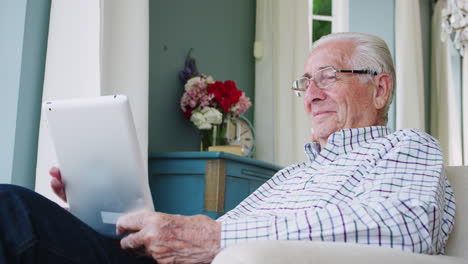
{"left": 217, "top": 126, "right": 456, "bottom": 254}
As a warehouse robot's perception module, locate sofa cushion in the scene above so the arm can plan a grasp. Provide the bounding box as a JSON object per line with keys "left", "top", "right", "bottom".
{"left": 213, "top": 241, "right": 467, "bottom": 264}
{"left": 445, "top": 166, "right": 468, "bottom": 258}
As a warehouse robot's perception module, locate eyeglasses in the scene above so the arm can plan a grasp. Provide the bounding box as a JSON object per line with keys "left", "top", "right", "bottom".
{"left": 291, "top": 66, "right": 378, "bottom": 96}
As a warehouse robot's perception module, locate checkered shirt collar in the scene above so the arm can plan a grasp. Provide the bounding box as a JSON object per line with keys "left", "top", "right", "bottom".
{"left": 304, "top": 126, "right": 392, "bottom": 163}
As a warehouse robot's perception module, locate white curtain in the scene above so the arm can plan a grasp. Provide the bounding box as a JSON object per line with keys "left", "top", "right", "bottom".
{"left": 395, "top": 0, "right": 426, "bottom": 131}
{"left": 254, "top": 0, "right": 310, "bottom": 166}
{"left": 35, "top": 0, "right": 149, "bottom": 204}
{"left": 431, "top": 0, "right": 463, "bottom": 166}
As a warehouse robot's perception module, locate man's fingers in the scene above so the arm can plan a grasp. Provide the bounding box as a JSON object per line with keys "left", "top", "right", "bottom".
{"left": 120, "top": 231, "right": 145, "bottom": 250}
{"left": 116, "top": 211, "right": 150, "bottom": 235}
{"left": 49, "top": 166, "right": 62, "bottom": 180}
{"left": 50, "top": 177, "right": 63, "bottom": 191}
{"left": 49, "top": 166, "right": 67, "bottom": 202}
{"left": 50, "top": 177, "right": 67, "bottom": 202}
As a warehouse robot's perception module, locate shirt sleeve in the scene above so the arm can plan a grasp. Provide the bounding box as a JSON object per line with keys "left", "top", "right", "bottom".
{"left": 217, "top": 131, "right": 456, "bottom": 254}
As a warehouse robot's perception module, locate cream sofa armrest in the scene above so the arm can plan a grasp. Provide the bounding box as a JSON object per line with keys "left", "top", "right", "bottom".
{"left": 212, "top": 241, "right": 468, "bottom": 264}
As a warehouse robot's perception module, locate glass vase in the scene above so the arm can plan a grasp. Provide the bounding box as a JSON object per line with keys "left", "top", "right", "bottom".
{"left": 199, "top": 121, "right": 229, "bottom": 152}
{"left": 200, "top": 127, "right": 214, "bottom": 152}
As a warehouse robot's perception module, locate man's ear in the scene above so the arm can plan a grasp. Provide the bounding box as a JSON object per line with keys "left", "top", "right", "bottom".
{"left": 373, "top": 72, "right": 392, "bottom": 110}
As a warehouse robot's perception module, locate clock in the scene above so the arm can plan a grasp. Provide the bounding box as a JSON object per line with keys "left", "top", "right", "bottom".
{"left": 233, "top": 115, "right": 255, "bottom": 158}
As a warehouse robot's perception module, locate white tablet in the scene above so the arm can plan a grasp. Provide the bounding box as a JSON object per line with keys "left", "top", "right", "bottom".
{"left": 43, "top": 95, "right": 154, "bottom": 237}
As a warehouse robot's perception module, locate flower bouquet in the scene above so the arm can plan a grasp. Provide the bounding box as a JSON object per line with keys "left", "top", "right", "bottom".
{"left": 179, "top": 51, "right": 251, "bottom": 151}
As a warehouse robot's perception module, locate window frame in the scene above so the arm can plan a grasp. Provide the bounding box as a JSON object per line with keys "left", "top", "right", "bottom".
{"left": 309, "top": 0, "right": 349, "bottom": 49}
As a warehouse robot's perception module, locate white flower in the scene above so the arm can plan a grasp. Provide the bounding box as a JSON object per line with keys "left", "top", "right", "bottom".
{"left": 191, "top": 111, "right": 212, "bottom": 129}
{"left": 202, "top": 107, "right": 222, "bottom": 125}
{"left": 185, "top": 77, "right": 203, "bottom": 91}
{"left": 205, "top": 75, "right": 215, "bottom": 84}
{"left": 190, "top": 107, "right": 222, "bottom": 130}
{"left": 184, "top": 75, "right": 215, "bottom": 91}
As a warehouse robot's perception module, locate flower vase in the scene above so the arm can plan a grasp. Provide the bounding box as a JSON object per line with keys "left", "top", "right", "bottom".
{"left": 199, "top": 122, "right": 229, "bottom": 152}
{"left": 199, "top": 127, "right": 215, "bottom": 152}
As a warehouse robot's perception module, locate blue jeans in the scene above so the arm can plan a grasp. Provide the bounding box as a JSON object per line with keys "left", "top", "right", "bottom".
{"left": 0, "top": 184, "right": 155, "bottom": 264}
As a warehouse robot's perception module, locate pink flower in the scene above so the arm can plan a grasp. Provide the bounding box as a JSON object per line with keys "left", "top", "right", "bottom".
{"left": 180, "top": 77, "right": 216, "bottom": 118}
{"left": 230, "top": 92, "right": 252, "bottom": 117}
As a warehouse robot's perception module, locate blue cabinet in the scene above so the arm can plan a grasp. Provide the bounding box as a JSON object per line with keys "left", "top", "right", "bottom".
{"left": 148, "top": 152, "right": 282, "bottom": 219}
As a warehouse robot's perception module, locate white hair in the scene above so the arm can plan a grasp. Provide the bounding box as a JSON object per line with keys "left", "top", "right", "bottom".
{"left": 311, "top": 32, "right": 396, "bottom": 123}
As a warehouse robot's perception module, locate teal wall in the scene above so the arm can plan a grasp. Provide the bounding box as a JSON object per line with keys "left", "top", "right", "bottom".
{"left": 148, "top": 0, "right": 256, "bottom": 153}
{"left": 349, "top": 0, "right": 396, "bottom": 130}
{"left": 349, "top": 0, "right": 395, "bottom": 56}
{"left": 0, "top": 0, "right": 50, "bottom": 188}
{"left": 0, "top": 0, "right": 26, "bottom": 185}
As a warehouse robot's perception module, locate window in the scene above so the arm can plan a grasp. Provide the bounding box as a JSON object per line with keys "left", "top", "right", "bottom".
{"left": 309, "top": 0, "right": 349, "bottom": 48}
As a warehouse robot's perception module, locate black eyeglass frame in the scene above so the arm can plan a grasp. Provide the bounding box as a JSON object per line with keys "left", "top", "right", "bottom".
{"left": 291, "top": 66, "right": 379, "bottom": 92}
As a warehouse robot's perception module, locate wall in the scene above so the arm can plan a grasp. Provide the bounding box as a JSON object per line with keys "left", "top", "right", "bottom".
{"left": 0, "top": 0, "right": 26, "bottom": 185}
{"left": 148, "top": 0, "right": 256, "bottom": 153}
{"left": 0, "top": 0, "right": 50, "bottom": 188}
{"left": 349, "top": 0, "right": 396, "bottom": 130}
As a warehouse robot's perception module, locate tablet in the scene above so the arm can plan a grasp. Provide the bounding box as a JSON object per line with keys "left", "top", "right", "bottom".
{"left": 43, "top": 95, "right": 154, "bottom": 237}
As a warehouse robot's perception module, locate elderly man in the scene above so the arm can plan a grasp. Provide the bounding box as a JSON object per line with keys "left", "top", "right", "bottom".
{"left": 0, "top": 32, "right": 455, "bottom": 264}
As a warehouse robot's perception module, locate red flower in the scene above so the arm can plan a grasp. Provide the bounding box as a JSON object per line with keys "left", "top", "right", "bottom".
{"left": 182, "top": 108, "right": 192, "bottom": 120}
{"left": 207, "top": 80, "right": 242, "bottom": 113}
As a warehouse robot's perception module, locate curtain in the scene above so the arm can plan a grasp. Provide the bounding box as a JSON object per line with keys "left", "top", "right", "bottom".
{"left": 395, "top": 0, "right": 426, "bottom": 131}
{"left": 431, "top": 0, "right": 464, "bottom": 166}
{"left": 35, "top": 0, "right": 149, "bottom": 204}
{"left": 254, "top": 0, "right": 310, "bottom": 166}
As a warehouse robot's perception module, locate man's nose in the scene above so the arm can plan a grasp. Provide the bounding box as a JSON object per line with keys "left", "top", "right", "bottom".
{"left": 304, "top": 81, "right": 326, "bottom": 104}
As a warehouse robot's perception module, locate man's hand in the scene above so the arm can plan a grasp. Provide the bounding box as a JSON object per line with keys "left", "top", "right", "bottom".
{"left": 49, "top": 166, "right": 67, "bottom": 202}
{"left": 116, "top": 211, "right": 221, "bottom": 264}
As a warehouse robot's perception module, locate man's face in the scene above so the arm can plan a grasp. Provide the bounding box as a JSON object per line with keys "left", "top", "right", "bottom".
{"left": 303, "top": 40, "right": 380, "bottom": 144}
